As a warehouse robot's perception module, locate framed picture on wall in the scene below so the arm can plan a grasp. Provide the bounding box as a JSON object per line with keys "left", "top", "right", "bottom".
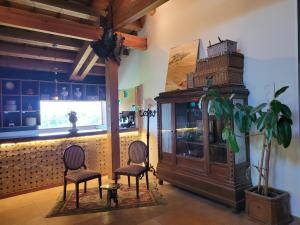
{"left": 165, "top": 39, "right": 199, "bottom": 91}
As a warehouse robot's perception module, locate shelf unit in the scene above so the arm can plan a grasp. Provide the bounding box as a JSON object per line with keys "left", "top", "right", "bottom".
{"left": 0, "top": 79, "right": 106, "bottom": 130}
{"left": 155, "top": 85, "right": 251, "bottom": 211}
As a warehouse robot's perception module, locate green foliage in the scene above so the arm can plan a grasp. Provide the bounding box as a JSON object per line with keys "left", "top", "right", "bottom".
{"left": 274, "top": 86, "right": 289, "bottom": 98}
{"left": 205, "top": 85, "right": 293, "bottom": 152}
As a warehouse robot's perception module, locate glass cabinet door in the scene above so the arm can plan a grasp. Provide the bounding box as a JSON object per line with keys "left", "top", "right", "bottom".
{"left": 233, "top": 99, "right": 247, "bottom": 164}
{"left": 175, "top": 101, "right": 204, "bottom": 158}
{"left": 208, "top": 101, "right": 227, "bottom": 164}
{"left": 161, "top": 103, "right": 173, "bottom": 154}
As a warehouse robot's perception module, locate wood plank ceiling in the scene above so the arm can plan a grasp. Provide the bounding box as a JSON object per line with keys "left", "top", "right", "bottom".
{"left": 0, "top": 0, "right": 168, "bottom": 81}
{"left": 0, "top": 0, "right": 138, "bottom": 80}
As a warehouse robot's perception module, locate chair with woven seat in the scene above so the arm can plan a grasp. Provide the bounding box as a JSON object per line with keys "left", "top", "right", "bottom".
{"left": 114, "top": 140, "right": 149, "bottom": 199}
{"left": 62, "top": 145, "right": 102, "bottom": 208}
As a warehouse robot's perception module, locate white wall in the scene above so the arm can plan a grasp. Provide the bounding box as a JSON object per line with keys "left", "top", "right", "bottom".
{"left": 119, "top": 0, "right": 300, "bottom": 216}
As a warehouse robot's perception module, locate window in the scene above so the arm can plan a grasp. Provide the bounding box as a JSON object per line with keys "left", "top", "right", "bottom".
{"left": 40, "top": 101, "right": 106, "bottom": 129}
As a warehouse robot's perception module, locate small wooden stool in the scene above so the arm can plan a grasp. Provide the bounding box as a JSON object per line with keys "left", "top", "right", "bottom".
{"left": 100, "top": 183, "right": 121, "bottom": 207}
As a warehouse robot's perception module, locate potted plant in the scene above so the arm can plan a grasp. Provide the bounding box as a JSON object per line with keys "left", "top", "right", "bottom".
{"left": 202, "top": 86, "right": 293, "bottom": 224}
{"left": 68, "top": 111, "right": 78, "bottom": 133}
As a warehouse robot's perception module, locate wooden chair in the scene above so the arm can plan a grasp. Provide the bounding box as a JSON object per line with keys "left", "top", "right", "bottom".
{"left": 114, "top": 140, "right": 149, "bottom": 199}
{"left": 62, "top": 145, "right": 102, "bottom": 208}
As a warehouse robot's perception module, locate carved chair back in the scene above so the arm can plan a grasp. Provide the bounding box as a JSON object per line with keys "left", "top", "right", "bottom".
{"left": 128, "top": 141, "right": 148, "bottom": 167}
{"left": 63, "top": 145, "right": 86, "bottom": 175}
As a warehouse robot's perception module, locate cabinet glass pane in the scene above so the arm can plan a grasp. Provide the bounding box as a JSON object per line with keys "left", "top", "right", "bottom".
{"left": 208, "top": 101, "right": 227, "bottom": 163}
{"left": 161, "top": 103, "right": 172, "bottom": 153}
{"left": 233, "top": 99, "right": 247, "bottom": 164}
{"left": 175, "top": 101, "right": 204, "bottom": 158}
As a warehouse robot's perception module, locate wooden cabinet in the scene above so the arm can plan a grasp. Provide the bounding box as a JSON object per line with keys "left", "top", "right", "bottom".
{"left": 155, "top": 84, "right": 251, "bottom": 211}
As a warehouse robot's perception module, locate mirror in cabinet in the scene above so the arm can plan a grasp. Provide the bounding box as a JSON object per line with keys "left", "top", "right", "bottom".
{"left": 175, "top": 101, "right": 204, "bottom": 159}
{"left": 208, "top": 101, "right": 227, "bottom": 164}
{"left": 160, "top": 103, "right": 172, "bottom": 154}
{"left": 233, "top": 98, "right": 248, "bottom": 165}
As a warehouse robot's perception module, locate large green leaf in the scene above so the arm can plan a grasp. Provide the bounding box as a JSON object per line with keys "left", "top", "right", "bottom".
{"left": 270, "top": 100, "right": 282, "bottom": 114}
{"left": 208, "top": 89, "right": 219, "bottom": 97}
{"left": 227, "top": 130, "right": 239, "bottom": 152}
{"left": 198, "top": 94, "right": 206, "bottom": 110}
{"left": 222, "top": 127, "right": 231, "bottom": 140}
{"left": 251, "top": 103, "right": 267, "bottom": 114}
{"left": 221, "top": 99, "right": 234, "bottom": 115}
{"left": 257, "top": 112, "right": 267, "bottom": 131}
{"left": 280, "top": 104, "right": 292, "bottom": 118}
{"left": 272, "top": 121, "right": 278, "bottom": 138}
{"left": 243, "top": 115, "right": 252, "bottom": 133}
{"left": 234, "top": 111, "right": 244, "bottom": 131}
{"left": 250, "top": 113, "right": 257, "bottom": 122}
{"left": 212, "top": 99, "right": 223, "bottom": 118}
{"left": 277, "top": 117, "right": 292, "bottom": 148}
{"left": 274, "top": 86, "right": 289, "bottom": 98}
{"left": 235, "top": 103, "right": 244, "bottom": 110}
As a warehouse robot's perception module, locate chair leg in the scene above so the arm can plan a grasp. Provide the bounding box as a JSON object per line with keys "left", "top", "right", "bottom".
{"left": 128, "top": 176, "right": 130, "bottom": 187}
{"left": 75, "top": 183, "right": 79, "bottom": 208}
{"left": 98, "top": 176, "right": 102, "bottom": 199}
{"left": 136, "top": 176, "right": 139, "bottom": 199}
{"left": 114, "top": 173, "right": 118, "bottom": 184}
{"left": 84, "top": 181, "right": 87, "bottom": 193}
{"left": 145, "top": 171, "right": 149, "bottom": 190}
{"left": 63, "top": 178, "right": 67, "bottom": 201}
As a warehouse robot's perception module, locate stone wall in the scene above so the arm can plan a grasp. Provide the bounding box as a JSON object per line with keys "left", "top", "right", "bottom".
{"left": 0, "top": 131, "right": 140, "bottom": 198}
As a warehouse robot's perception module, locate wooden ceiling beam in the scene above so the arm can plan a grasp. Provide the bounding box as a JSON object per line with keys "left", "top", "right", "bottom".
{"left": 69, "top": 42, "right": 93, "bottom": 80}
{"left": 0, "top": 6, "right": 103, "bottom": 41}
{"left": 91, "top": 0, "right": 109, "bottom": 17}
{"left": 75, "top": 52, "right": 99, "bottom": 81}
{"left": 112, "top": 0, "right": 169, "bottom": 31}
{"left": 7, "top": 0, "right": 100, "bottom": 22}
{"left": 0, "top": 56, "right": 104, "bottom": 76}
{"left": 0, "top": 42, "right": 76, "bottom": 63}
{"left": 116, "top": 32, "right": 147, "bottom": 50}
{"left": 0, "top": 27, "right": 83, "bottom": 51}
{"left": 0, "top": 26, "right": 105, "bottom": 68}
{"left": 0, "top": 56, "right": 70, "bottom": 74}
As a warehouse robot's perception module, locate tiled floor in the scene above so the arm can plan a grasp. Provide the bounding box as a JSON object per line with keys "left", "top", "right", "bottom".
{"left": 0, "top": 176, "right": 299, "bottom": 225}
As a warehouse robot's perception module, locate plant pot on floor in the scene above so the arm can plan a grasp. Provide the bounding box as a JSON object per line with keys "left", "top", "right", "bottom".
{"left": 245, "top": 186, "right": 291, "bottom": 225}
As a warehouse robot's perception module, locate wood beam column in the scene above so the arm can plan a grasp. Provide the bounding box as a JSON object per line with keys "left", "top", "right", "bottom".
{"left": 105, "top": 59, "right": 120, "bottom": 178}
{"left": 0, "top": 6, "right": 102, "bottom": 41}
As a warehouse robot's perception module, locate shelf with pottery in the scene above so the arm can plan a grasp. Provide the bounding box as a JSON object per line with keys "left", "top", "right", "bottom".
{"left": 0, "top": 79, "right": 39, "bottom": 129}
{"left": 39, "top": 81, "right": 105, "bottom": 101}
{"left": 0, "top": 78, "right": 106, "bottom": 130}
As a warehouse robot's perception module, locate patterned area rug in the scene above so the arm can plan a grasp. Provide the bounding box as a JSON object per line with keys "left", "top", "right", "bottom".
{"left": 47, "top": 183, "right": 166, "bottom": 217}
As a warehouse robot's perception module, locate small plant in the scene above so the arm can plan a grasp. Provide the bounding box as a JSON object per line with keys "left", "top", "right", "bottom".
{"left": 200, "top": 86, "right": 293, "bottom": 196}
{"left": 68, "top": 111, "right": 77, "bottom": 123}
{"left": 68, "top": 111, "right": 78, "bottom": 129}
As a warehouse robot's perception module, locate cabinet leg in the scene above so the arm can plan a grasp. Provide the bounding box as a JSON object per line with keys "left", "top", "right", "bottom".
{"left": 230, "top": 205, "right": 241, "bottom": 214}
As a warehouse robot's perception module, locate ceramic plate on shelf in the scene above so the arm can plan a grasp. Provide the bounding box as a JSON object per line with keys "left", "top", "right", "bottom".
{"left": 5, "top": 81, "right": 15, "bottom": 91}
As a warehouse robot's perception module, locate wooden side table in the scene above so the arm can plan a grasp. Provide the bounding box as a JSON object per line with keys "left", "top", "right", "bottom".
{"left": 100, "top": 183, "right": 121, "bottom": 207}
